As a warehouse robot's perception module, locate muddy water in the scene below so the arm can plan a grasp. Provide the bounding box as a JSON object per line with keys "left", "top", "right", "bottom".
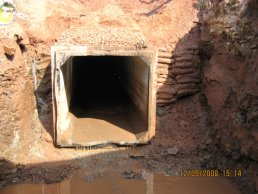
{"left": 0, "top": 173, "right": 242, "bottom": 194}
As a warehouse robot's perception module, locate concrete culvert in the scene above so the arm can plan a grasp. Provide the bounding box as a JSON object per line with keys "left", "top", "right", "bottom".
{"left": 51, "top": 47, "right": 157, "bottom": 147}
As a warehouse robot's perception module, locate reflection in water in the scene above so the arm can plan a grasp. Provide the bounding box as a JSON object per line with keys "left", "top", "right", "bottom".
{"left": 0, "top": 173, "right": 242, "bottom": 194}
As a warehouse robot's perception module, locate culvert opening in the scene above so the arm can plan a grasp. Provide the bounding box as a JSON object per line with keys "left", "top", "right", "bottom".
{"left": 53, "top": 52, "right": 156, "bottom": 146}
{"left": 67, "top": 56, "right": 149, "bottom": 141}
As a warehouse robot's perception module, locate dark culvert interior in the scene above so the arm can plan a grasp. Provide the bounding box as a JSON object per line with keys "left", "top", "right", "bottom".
{"left": 60, "top": 56, "right": 150, "bottom": 145}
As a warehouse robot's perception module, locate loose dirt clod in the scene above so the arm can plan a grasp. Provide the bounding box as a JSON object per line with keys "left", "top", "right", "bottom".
{"left": 205, "top": 138, "right": 213, "bottom": 145}
{"left": 167, "top": 146, "right": 179, "bottom": 155}
{"left": 2, "top": 39, "right": 16, "bottom": 56}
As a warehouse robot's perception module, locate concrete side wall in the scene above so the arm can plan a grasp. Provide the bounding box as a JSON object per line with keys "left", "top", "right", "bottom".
{"left": 54, "top": 54, "right": 72, "bottom": 138}
{"left": 123, "top": 57, "right": 149, "bottom": 124}
{"left": 61, "top": 57, "right": 74, "bottom": 108}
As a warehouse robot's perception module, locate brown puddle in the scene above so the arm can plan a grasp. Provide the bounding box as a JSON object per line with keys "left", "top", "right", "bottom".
{"left": 0, "top": 173, "right": 242, "bottom": 194}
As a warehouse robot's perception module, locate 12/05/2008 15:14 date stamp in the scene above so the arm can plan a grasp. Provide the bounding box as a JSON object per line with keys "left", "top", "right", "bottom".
{"left": 180, "top": 169, "right": 242, "bottom": 177}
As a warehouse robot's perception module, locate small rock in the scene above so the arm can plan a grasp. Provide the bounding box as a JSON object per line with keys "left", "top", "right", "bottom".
{"left": 3, "top": 45, "right": 16, "bottom": 56}
{"left": 123, "top": 172, "right": 134, "bottom": 179}
{"left": 84, "top": 175, "right": 96, "bottom": 182}
{"left": 129, "top": 154, "right": 145, "bottom": 159}
{"left": 203, "top": 154, "right": 211, "bottom": 160}
{"left": 200, "top": 144, "right": 207, "bottom": 150}
{"left": 121, "top": 171, "right": 142, "bottom": 179}
{"left": 2, "top": 38, "right": 17, "bottom": 56}
{"left": 205, "top": 138, "right": 213, "bottom": 145}
{"left": 167, "top": 146, "right": 179, "bottom": 155}
{"left": 157, "top": 106, "right": 169, "bottom": 116}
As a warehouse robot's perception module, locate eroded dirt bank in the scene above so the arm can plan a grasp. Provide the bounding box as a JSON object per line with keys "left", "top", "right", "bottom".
{"left": 0, "top": 0, "right": 257, "bottom": 193}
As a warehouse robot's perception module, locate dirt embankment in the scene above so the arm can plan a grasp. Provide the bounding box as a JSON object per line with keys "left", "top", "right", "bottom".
{"left": 202, "top": 0, "right": 258, "bottom": 160}
{"left": 199, "top": 0, "right": 258, "bottom": 192}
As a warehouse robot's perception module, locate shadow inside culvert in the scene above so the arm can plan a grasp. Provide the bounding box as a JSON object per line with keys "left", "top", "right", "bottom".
{"left": 65, "top": 56, "right": 149, "bottom": 137}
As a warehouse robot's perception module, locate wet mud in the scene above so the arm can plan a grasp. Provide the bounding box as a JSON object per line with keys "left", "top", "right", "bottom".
{"left": 0, "top": 172, "right": 242, "bottom": 194}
